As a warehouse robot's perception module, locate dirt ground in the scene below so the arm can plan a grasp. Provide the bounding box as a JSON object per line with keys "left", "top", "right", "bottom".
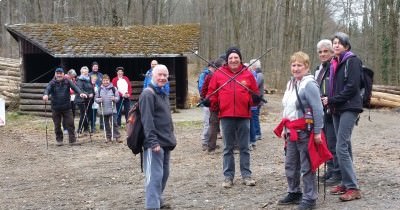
{"left": 1, "top": 93, "right": 399, "bottom": 210}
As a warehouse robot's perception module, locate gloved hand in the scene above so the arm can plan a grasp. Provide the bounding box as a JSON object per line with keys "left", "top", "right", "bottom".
{"left": 200, "top": 98, "right": 211, "bottom": 107}
{"left": 252, "top": 94, "right": 262, "bottom": 104}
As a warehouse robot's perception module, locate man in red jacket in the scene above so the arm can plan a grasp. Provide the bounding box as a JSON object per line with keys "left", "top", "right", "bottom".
{"left": 111, "top": 66, "right": 132, "bottom": 127}
{"left": 206, "top": 47, "right": 259, "bottom": 188}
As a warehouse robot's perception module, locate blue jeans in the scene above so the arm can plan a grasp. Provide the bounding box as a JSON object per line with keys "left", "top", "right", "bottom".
{"left": 221, "top": 118, "right": 251, "bottom": 179}
{"left": 250, "top": 107, "right": 259, "bottom": 144}
{"left": 332, "top": 111, "right": 359, "bottom": 189}
{"left": 116, "top": 97, "right": 131, "bottom": 126}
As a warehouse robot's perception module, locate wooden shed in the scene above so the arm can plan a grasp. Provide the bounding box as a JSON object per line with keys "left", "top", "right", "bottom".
{"left": 5, "top": 23, "right": 200, "bottom": 114}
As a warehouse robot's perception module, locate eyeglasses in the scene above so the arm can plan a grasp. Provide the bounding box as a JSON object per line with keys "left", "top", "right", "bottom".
{"left": 318, "top": 50, "right": 330, "bottom": 54}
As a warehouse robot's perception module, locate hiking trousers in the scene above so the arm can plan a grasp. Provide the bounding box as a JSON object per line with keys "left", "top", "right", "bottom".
{"left": 201, "top": 107, "right": 210, "bottom": 145}
{"left": 324, "top": 114, "right": 341, "bottom": 178}
{"left": 52, "top": 109, "right": 76, "bottom": 142}
{"left": 285, "top": 131, "right": 317, "bottom": 204}
{"left": 144, "top": 147, "right": 171, "bottom": 209}
{"left": 207, "top": 110, "right": 219, "bottom": 150}
{"left": 332, "top": 111, "right": 359, "bottom": 190}
{"left": 221, "top": 118, "right": 251, "bottom": 179}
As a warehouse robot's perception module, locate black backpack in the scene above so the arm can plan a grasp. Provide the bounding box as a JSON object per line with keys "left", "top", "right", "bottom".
{"left": 344, "top": 59, "right": 374, "bottom": 108}
{"left": 126, "top": 88, "right": 154, "bottom": 172}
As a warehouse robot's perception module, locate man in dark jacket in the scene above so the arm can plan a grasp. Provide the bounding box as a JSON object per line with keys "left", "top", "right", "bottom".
{"left": 139, "top": 64, "right": 176, "bottom": 209}
{"left": 43, "top": 67, "right": 87, "bottom": 146}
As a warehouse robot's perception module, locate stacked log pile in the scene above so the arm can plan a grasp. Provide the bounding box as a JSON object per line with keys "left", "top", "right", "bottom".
{"left": 0, "top": 57, "right": 21, "bottom": 107}
{"left": 371, "top": 85, "right": 400, "bottom": 108}
{"left": 19, "top": 83, "right": 52, "bottom": 117}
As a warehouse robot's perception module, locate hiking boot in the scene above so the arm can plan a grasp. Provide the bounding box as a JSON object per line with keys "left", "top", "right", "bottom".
{"left": 330, "top": 185, "right": 346, "bottom": 195}
{"left": 255, "top": 135, "right": 262, "bottom": 140}
{"left": 277, "top": 192, "right": 302, "bottom": 205}
{"left": 202, "top": 144, "right": 208, "bottom": 151}
{"left": 325, "top": 176, "right": 341, "bottom": 186}
{"left": 222, "top": 178, "right": 233, "bottom": 188}
{"left": 339, "top": 189, "right": 361, "bottom": 201}
{"left": 160, "top": 202, "right": 171, "bottom": 209}
{"left": 56, "top": 141, "right": 64, "bottom": 146}
{"left": 242, "top": 177, "right": 256, "bottom": 186}
{"left": 69, "top": 141, "right": 82, "bottom": 146}
{"left": 297, "top": 201, "right": 316, "bottom": 210}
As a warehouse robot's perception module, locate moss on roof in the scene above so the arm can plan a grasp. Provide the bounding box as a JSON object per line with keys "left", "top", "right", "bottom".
{"left": 6, "top": 23, "right": 200, "bottom": 57}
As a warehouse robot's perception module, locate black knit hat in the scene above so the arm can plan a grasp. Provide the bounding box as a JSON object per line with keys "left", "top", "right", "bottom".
{"left": 225, "top": 47, "right": 242, "bottom": 62}
{"left": 332, "top": 32, "right": 351, "bottom": 50}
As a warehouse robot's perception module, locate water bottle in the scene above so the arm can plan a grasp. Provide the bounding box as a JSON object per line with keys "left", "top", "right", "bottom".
{"left": 304, "top": 108, "right": 313, "bottom": 132}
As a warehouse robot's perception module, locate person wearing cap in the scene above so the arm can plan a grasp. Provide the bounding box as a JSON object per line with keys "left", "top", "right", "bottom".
{"left": 111, "top": 66, "right": 132, "bottom": 127}
{"left": 43, "top": 67, "right": 87, "bottom": 146}
{"left": 143, "top": 60, "right": 170, "bottom": 94}
{"left": 314, "top": 39, "right": 341, "bottom": 186}
{"left": 206, "top": 47, "right": 259, "bottom": 188}
{"left": 322, "top": 32, "right": 363, "bottom": 201}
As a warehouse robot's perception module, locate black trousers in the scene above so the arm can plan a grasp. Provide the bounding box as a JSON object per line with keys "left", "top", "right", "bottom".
{"left": 52, "top": 109, "right": 76, "bottom": 142}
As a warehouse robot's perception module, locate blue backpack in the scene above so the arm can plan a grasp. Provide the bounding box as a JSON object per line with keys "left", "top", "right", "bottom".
{"left": 197, "top": 68, "right": 210, "bottom": 93}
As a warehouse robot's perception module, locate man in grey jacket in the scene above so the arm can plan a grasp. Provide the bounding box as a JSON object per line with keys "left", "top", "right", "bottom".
{"left": 139, "top": 64, "right": 177, "bottom": 210}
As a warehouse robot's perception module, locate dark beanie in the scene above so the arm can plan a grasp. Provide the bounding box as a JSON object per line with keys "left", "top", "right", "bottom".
{"left": 332, "top": 32, "right": 351, "bottom": 50}
{"left": 225, "top": 47, "right": 242, "bottom": 62}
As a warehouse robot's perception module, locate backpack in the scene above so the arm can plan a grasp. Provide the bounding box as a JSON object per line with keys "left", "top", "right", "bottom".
{"left": 126, "top": 88, "right": 154, "bottom": 172}
{"left": 344, "top": 59, "right": 374, "bottom": 108}
{"left": 197, "top": 68, "right": 210, "bottom": 93}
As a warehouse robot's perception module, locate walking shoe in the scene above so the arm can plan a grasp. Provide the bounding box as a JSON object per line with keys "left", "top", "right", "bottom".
{"left": 56, "top": 141, "right": 64, "bottom": 146}
{"left": 255, "top": 135, "right": 262, "bottom": 140}
{"left": 339, "top": 189, "right": 361, "bottom": 201}
{"left": 277, "top": 192, "right": 302, "bottom": 205}
{"left": 242, "top": 177, "right": 256, "bottom": 186}
{"left": 116, "top": 138, "right": 123, "bottom": 143}
{"left": 318, "top": 172, "right": 332, "bottom": 181}
{"left": 202, "top": 144, "right": 208, "bottom": 151}
{"left": 69, "top": 141, "right": 82, "bottom": 146}
{"left": 249, "top": 144, "right": 254, "bottom": 151}
{"left": 297, "top": 201, "right": 316, "bottom": 210}
{"left": 325, "top": 176, "right": 341, "bottom": 186}
{"left": 160, "top": 202, "right": 171, "bottom": 209}
{"left": 222, "top": 178, "right": 233, "bottom": 188}
{"left": 330, "top": 185, "right": 346, "bottom": 195}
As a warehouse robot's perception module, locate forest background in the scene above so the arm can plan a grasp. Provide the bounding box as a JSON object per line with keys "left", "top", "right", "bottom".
{"left": 0, "top": 0, "right": 399, "bottom": 89}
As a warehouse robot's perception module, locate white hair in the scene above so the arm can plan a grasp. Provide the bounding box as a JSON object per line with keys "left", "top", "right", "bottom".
{"left": 317, "top": 39, "right": 333, "bottom": 52}
{"left": 152, "top": 64, "right": 169, "bottom": 80}
{"left": 80, "top": 66, "right": 89, "bottom": 73}
{"left": 249, "top": 59, "right": 261, "bottom": 69}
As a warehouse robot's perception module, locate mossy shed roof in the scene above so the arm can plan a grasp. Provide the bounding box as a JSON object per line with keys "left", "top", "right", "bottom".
{"left": 6, "top": 23, "right": 200, "bottom": 58}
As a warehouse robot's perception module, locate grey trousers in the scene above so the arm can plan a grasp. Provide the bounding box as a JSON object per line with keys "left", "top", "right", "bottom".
{"left": 220, "top": 118, "right": 251, "bottom": 179}
{"left": 201, "top": 107, "right": 210, "bottom": 145}
{"left": 144, "top": 147, "right": 171, "bottom": 209}
{"left": 332, "top": 111, "right": 359, "bottom": 189}
{"left": 285, "top": 131, "right": 317, "bottom": 203}
{"left": 324, "top": 114, "right": 341, "bottom": 178}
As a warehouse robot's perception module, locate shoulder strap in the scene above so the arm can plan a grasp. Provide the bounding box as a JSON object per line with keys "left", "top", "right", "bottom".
{"left": 294, "top": 83, "right": 306, "bottom": 114}
{"left": 344, "top": 59, "right": 349, "bottom": 81}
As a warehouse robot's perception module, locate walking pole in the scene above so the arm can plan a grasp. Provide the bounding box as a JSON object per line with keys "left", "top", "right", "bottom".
{"left": 77, "top": 98, "right": 91, "bottom": 140}
{"left": 117, "top": 97, "right": 124, "bottom": 119}
{"left": 100, "top": 101, "right": 107, "bottom": 141}
{"left": 111, "top": 100, "right": 114, "bottom": 143}
{"left": 86, "top": 98, "right": 93, "bottom": 143}
{"left": 45, "top": 100, "right": 48, "bottom": 149}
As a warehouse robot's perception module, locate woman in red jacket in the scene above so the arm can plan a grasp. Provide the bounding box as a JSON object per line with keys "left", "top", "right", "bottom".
{"left": 206, "top": 47, "right": 259, "bottom": 188}
{"left": 111, "top": 66, "right": 132, "bottom": 127}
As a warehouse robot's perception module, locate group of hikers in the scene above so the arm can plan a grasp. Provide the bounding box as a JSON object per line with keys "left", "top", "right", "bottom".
{"left": 42, "top": 60, "right": 163, "bottom": 145}
{"left": 43, "top": 31, "right": 363, "bottom": 210}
